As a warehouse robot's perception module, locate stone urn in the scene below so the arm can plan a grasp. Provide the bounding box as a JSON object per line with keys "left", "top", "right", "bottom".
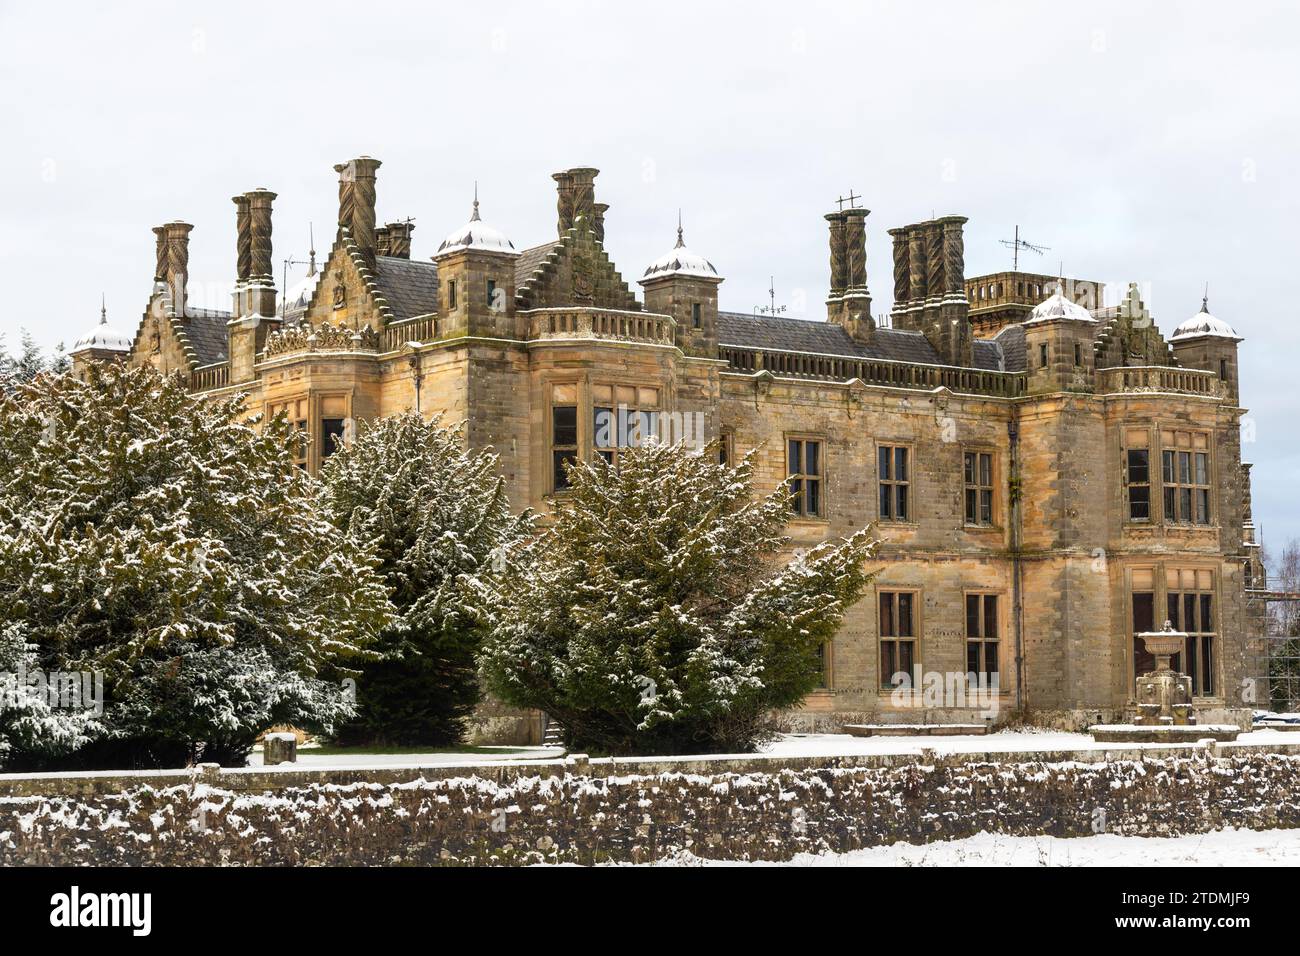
{"left": 1134, "top": 621, "right": 1195, "bottom": 726}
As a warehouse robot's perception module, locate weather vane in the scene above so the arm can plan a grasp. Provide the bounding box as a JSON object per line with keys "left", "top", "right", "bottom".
{"left": 756, "top": 276, "right": 787, "bottom": 317}
{"left": 999, "top": 225, "right": 1050, "bottom": 271}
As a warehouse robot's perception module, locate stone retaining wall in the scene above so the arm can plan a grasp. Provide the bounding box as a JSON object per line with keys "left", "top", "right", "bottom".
{"left": 3, "top": 749, "right": 1299, "bottom": 866}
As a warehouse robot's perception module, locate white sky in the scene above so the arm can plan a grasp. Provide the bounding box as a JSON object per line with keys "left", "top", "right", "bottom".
{"left": 2, "top": 0, "right": 1297, "bottom": 544}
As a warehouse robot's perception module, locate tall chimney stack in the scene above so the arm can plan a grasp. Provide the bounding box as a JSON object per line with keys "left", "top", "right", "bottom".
{"left": 553, "top": 167, "right": 598, "bottom": 235}
{"left": 153, "top": 226, "right": 167, "bottom": 284}
{"left": 593, "top": 202, "right": 609, "bottom": 244}
{"left": 383, "top": 221, "right": 414, "bottom": 259}
{"left": 552, "top": 170, "right": 575, "bottom": 234}
{"left": 334, "top": 156, "right": 382, "bottom": 265}
{"left": 374, "top": 225, "right": 391, "bottom": 258}
{"left": 825, "top": 212, "right": 848, "bottom": 297}
{"left": 160, "top": 221, "right": 192, "bottom": 319}
{"left": 232, "top": 194, "right": 252, "bottom": 288}
{"left": 243, "top": 189, "right": 277, "bottom": 316}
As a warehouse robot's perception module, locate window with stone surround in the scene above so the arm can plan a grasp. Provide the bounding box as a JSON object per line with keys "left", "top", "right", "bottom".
{"left": 1123, "top": 427, "right": 1152, "bottom": 521}
{"left": 550, "top": 383, "right": 579, "bottom": 492}
{"left": 877, "top": 444, "right": 910, "bottom": 522}
{"left": 269, "top": 397, "right": 309, "bottom": 471}
{"left": 593, "top": 384, "right": 660, "bottom": 468}
{"left": 965, "top": 593, "right": 1000, "bottom": 686}
{"left": 1166, "top": 568, "right": 1216, "bottom": 696}
{"left": 1161, "top": 429, "right": 1211, "bottom": 526}
{"left": 878, "top": 590, "right": 916, "bottom": 689}
{"left": 787, "top": 436, "right": 824, "bottom": 518}
{"left": 963, "top": 450, "right": 994, "bottom": 526}
{"left": 718, "top": 428, "right": 735, "bottom": 468}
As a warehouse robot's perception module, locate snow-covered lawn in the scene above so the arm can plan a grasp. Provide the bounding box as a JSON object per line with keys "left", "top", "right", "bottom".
{"left": 652, "top": 828, "right": 1300, "bottom": 867}
{"left": 240, "top": 728, "right": 1297, "bottom": 769}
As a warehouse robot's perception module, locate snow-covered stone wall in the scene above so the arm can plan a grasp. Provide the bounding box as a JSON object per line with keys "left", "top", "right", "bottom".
{"left": 3, "top": 752, "right": 1300, "bottom": 865}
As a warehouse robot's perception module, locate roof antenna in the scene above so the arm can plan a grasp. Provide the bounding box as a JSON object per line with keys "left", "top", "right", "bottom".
{"left": 998, "top": 225, "right": 1050, "bottom": 271}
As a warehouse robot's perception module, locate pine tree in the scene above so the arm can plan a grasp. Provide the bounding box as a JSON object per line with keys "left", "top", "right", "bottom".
{"left": 320, "top": 414, "right": 532, "bottom": 746}
{"left": 0, "top": 364, "right": 393, "bottom": 768}
{"left": 475, "top": 442, "right": 877, "bottom": 755}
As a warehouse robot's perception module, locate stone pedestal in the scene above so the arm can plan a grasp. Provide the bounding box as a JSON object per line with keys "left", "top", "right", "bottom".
{"left": 1134, "top": 624, "right": 1195, "bottom": 727}
{"left": 264, "top": 732, "right": 298, "bottom": 765}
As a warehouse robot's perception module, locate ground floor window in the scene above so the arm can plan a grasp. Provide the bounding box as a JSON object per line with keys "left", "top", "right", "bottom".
{"left": 879, "top": 590, "right": 916, "bottom": 688}
{"left": 965, "top": 593, "right": 999, "bottom": 686}
{"left": 1130, "top": 567, "right": 1217, "bottom": 696}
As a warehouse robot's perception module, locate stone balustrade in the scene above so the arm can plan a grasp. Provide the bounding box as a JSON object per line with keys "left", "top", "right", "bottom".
{"left": 189, "top": 363, "right": 230, "bottom": 392}
{"left": 1096, "top": 365, "right": 1221, "bottom": 397}
{"left": 526, "top": 308, "right": 674, "bottom": 347}
{"left": 720, "top": 345, "right": 1026, "bottom": 398}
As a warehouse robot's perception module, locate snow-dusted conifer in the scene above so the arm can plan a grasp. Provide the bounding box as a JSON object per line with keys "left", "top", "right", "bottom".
{"left": 320, "top": 414, "right": 532, "bottom": 745}
{"left": 0, "top": 364, "right": 392, "bottom": 768}
{"left": 475, "top": 442, "right": 876, "bottom": 755}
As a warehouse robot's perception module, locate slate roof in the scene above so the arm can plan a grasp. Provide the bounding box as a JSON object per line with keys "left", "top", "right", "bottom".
{"left": 717, "top": 312, "right": 949, "bottom": 365}
{"left": 185, "top": 309, "right": 230, "bottom": 366}
{"left": 972, "top": 339, "right": 1005, "bottom": 372}
{"left": 515, "top": 240, "right": 561, "bottom": 290}
{"left": 991, "top": 323, "right": 1026, "bottom": 373}
{"left": 375, "top": 256, "right": 439, "bottom": 320}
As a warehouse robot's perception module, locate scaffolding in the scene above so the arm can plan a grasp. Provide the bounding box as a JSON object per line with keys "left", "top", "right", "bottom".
{"left": 1246, "top": 588, "right": 1300, "bottom": 714}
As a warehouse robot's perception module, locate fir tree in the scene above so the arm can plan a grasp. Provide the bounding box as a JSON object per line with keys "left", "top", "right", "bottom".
{"left": 0, "top": 364, "right": 393, "bottom": 768}
{"left": 320, "top": 414, "right": 532, "bottom": 746}
{"left": 475, "top": 442, "right": 876, "bottom": 755}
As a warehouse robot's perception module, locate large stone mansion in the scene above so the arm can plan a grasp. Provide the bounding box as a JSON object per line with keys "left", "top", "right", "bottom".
{"left": 71, "top": 157, "right": 1267, "bottom": 734}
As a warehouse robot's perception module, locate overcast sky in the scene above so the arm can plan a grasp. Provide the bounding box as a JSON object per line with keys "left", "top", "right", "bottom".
{"left": 2, "top": 0, "right": 1297, "bottom": 545}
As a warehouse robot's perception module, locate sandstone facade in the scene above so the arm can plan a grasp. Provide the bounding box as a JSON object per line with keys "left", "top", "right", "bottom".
{"left": 72, "top": 157, "right": 1267, "bottom": 736}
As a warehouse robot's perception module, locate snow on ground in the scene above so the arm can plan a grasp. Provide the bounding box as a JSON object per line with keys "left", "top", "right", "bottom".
{"left": 650, "top": 828, "right": 1300, "bottom": 867}
{"left": 241, "top": 728, "right": 1298, "bottom": 770}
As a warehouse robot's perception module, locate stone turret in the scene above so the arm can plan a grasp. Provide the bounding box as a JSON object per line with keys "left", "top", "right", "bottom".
{"left": 434, "top": 189, "right": 519, "bottom": 338}
{"left": 639, "top": 215, "right": 722, "bottom": 358}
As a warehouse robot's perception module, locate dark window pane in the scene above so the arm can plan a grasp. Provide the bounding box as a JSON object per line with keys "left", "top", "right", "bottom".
{"left": 980, "top": 490, "right": 993, "bottom": 524}
{"left": 899, "top": 640, "right": 914, "bottom": 677}
{"left": 1164, "top": 487, "right": 1176, "bottom": 521}
{"left": 790, "top": 479, "right": 803, "bottom": 514}
{"left": 965, "top": 489, "right": 977, "bottom": 524}
{"left": 553, "top": 405, "right": 577, "bottom": 446}
{"left": 1127, "top": 449, "right": 1149, "bottom": 484}
{"left": 1130, "top": 486, "right": 1150, "bottom": 520}
{"left": 980, "top": 454, "right": 992, "bottom": 487}
{"left": 879, "top": 483, "right": 892, "bottom": 519}
{"left": 986, "top": 642, "right": 998, "bottom": 679}
{"left": 806, "top": 479, "right": 820, "bottom": 516}
{"left": 964, "top": 453, "right": 974, "bottom": 484}
{"left": 984, "top": 595, "right": 998, "bottom": 639}
{"left": 1185, "top": 637, "right": 1198, "bottom": 689}
{"left": 1132, "top": 592, "right": 1154, "bottom": 633}
{"left": 1168, "top": 593, "right": 1180, "bottom": 630}
{"left": 806, "top": 441, "right": 820, "bottom": 477}
{"left": 1196, "top": 489, "right": 1210, "bottom": 525}
{"left": 1180, "top": 488, "right": 1193, "bottom": 522}
{"left": 1200, "top": 594, "right": 1212, "bottom": 633}
{"left": 895, "top": 447, "right": 908, "bottom": 482}
{"left": 1162, "top": 450, "right": 1174, "bottom": 484}
{"left": 553, "top": 450, "right": 576, "bottom": 489}
{"left": 1184, "top": 594, "right": 1196, "bottom": 632}
{"left": 880, "top": 593, "right": 895, "bottom": 637}
{"left": 879, "top": 446, "right": 890, "bottom": 480}
{"left": 1178, "top": 452, "right": 1191, "bottom": 484}
{"left": 898, "top": 593, "right": 914, "bottom": 636}
{"left": 1195, "top": 453, "right": 1208, "bottom": 485}
{"left": 897, "top": 485, "right": 908, "bottom": 521}
{"left": 1202, "top": 636, "right": 1214, "bottom": 695}
{"left": 966, "top": 595, "right": 980, "bottom": 638}
{"left": 881, "top": 643, "right": 896, "bottom": 687}
{"left": 967, "top": 642, "right": 980, "bottom": 675}
{"left": 787, "top": 440, "right": 801, "bottom": 476}
{"left": 320, "top": 418, "right": 346, "bottom": 459}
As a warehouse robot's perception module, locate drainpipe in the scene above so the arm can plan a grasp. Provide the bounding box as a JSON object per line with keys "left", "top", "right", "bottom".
{"left": 1008, "top": 418, "right": 1026, "bottom": 712}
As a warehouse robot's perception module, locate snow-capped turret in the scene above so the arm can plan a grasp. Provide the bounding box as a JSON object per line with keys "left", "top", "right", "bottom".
{"left": 642, "top": 219, "right": 721, "bottom": 281}
{"left": 71, "top": 298, "right": 133, "bottom": 355}
{"left": 1026, "top": 281, "right": 1095, "bottom": 324}
{"left": 436, "top": 191, "right": 516, "bottom": 257}
{"left": 1171, "top": 295, "right": 1240, "bottom": 342}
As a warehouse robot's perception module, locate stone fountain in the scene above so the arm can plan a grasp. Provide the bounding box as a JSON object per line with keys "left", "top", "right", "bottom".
{"left": 1090, "top": 621, "right": 1240, "bottom": 743}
